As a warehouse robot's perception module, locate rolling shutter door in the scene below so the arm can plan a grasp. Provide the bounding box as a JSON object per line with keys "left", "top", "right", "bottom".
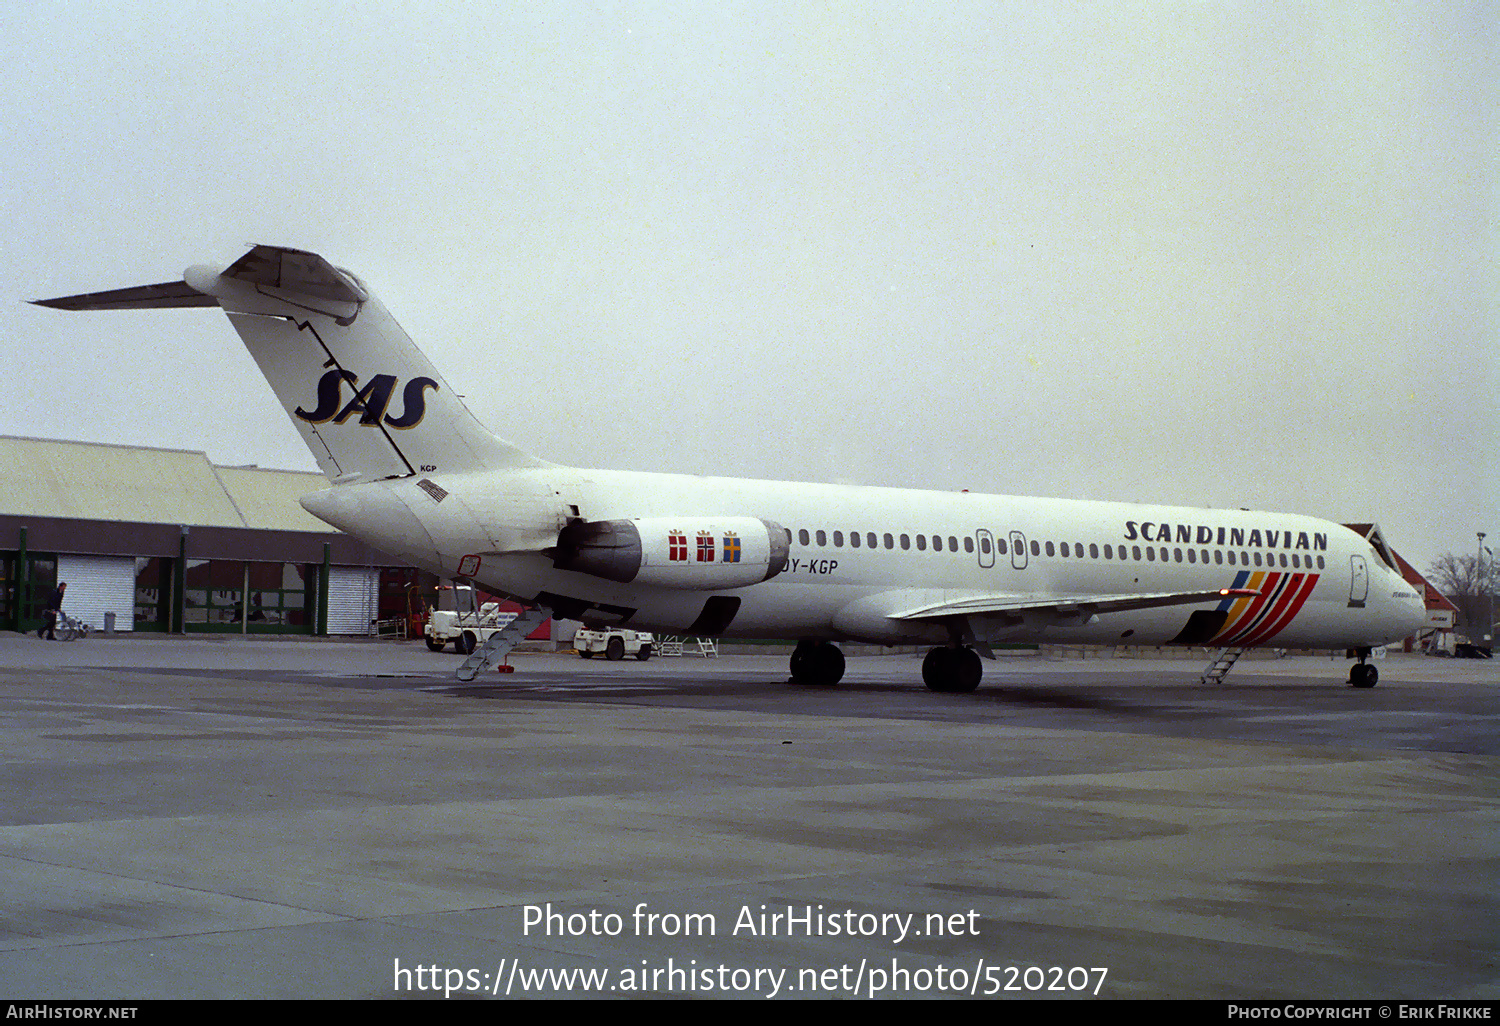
{"left": 56, "top": 555, "right": 136, "bottom": 632}
{"left": 326, "top": 566, "right": 378, "bottom": 635}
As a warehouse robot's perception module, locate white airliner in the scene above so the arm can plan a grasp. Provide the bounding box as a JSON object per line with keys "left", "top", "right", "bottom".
{"left": 34, "top": 246, "right": 1426, "bottom": 689}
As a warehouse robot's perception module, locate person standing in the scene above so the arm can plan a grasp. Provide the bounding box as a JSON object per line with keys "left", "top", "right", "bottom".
{"left": 38, "top": 581, "right": 66, "bottom": 641}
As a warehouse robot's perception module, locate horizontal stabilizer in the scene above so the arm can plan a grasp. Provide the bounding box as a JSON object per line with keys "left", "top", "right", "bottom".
{"left": 30, "top": 244, "right": 550, "bottom": 482}
{"left": 30, "top": 281, "right": 215, "bottom": 310}
{"left": 220, "top": 245, "right": 368, "bottom": 305}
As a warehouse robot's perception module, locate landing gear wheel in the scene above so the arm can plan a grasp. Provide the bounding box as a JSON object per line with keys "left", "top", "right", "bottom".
{"left": 924, "top": 646, "right": 982, "bottom": 692}
{"left": 789, "top": 640, "right": 844, "bottom": 685}
{"left": 1350, "top": 663, "right": 1378, "bottom": 688}
{"left": 923, "top": 647, "right": 955, "bottom": 691}
{"left": 790, "top": 642, "right": 815, "bottom": 682}
{"left": 606, "top": 636, "right": 625, "bottom": 661}
{"left": 457, "top": 631, "right": 477, "bottom": 655}
{"left": 953, "top": 648, "right": 982, "bottom": 692}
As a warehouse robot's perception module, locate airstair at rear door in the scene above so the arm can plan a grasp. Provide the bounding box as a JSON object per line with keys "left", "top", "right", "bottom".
{"left": 455, "top": 606, "right": 551, "bottom": 681}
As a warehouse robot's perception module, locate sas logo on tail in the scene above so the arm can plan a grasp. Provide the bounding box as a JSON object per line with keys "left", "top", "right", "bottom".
{"left": 295, "top": 368, "right": 439, "bottom": 429}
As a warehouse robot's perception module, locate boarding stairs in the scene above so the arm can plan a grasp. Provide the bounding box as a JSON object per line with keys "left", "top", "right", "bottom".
{"left": 1199, "top": 646, "right": 1246, "bottom": 685}
{"left": 454, "top": 606, "right": 551, "bottom": 681}
{"left": 655, "top": 636, "right": 718, "bottom": 658}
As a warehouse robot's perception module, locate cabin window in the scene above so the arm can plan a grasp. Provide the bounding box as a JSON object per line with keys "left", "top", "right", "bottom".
{"left": 949, "top": 536, "right": 959, "bottom": 552}
{"left": 850, "top": 531, "right": 860, "bottom": 548}
{"left": 996, "top": 538, "right": 1007, "bottom": 555}
{"left": 1317, "top": 555, "right": 1325, "bottom": 569}
{"left": 932, "top": 535, "right": 943, "bottom": 552}
{"left": 916, "top": 535, "right": 927, "bottom": 551}
{"left": 1030, "top": 540, "right": 1040, "bottom": 556}
{"left": 1089, "top": 543, "right": 1099, "bottom": 558}
{"left": 964, "top": 537, "right": 974, "bottom": 554}
{"left": 900, "top": 534, "right": 911, "bottom": 550}
{"left": 1187, "top": 549, "right": 1196, "bottom": 564}
{"left": 1146, "top": 547, "right": 1155, "bottom": 561}
{"left": 816, "top": 530, "right": 826, "bottom": 546}
{"left": 798, "top": 529, "right": 810, "bottom": 546}
{"left": 1174, "top": 548, "right": 1182, "bottom": 563}
{"left": 883, "top": 533, "right": 893, "bottom": 549}
{"left": 867, "top": 532, "right": 877, "bottom": 549}
{"left": 1044, "top": 541, "right": 1054, "bottom": 557}
{"left": 1059, "top": 542, "right": 1070, "bottom": 557}
{"left": 833, "top": 531, "right": 843, "bottom": 547}
{"left": 1132, "top": 545, "right": 1141, "bottom": 561}
{"left": 1214, "top": 550, "right": 1222, "bottom": 565}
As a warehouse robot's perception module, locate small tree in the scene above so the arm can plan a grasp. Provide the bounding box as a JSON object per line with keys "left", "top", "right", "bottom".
{"left": 1427, "top": 553, "right": 1498, "bottom": 644}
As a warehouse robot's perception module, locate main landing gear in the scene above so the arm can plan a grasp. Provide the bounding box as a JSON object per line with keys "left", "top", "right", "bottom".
{"left": 1348, "top": 647, "right": 1379, "bottom": 689}
{"left": 923, "top": 645, "right": 983, "bottom": 692}
{"left": 789, "top": 640, "right": 845, "bottom": 686}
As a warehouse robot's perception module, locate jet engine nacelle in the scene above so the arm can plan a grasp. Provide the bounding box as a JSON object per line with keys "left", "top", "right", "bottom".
{"left": 554, "top": 516, "right": 790, "bottom": 590}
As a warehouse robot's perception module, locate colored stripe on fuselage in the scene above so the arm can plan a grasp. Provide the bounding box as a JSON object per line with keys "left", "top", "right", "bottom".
{"left": 1211, "top": 570, "right": 1319, "bottom": 646}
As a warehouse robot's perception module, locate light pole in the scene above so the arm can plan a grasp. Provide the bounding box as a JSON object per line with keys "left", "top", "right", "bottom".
{"left": 1481, "top": 533, "right": 1492, "bottom": 648}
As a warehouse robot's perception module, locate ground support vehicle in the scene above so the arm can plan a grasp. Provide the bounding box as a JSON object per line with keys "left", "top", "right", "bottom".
{"left": 425, "top": 585, "right": 516, "bottom": 654}
{"left": 574, "top": 627, "right": 654, "bottom": 661}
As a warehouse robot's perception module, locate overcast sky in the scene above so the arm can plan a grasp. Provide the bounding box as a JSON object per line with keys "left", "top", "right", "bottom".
{"left": 2, "top": 2, "right": 1493, "bottom": 573}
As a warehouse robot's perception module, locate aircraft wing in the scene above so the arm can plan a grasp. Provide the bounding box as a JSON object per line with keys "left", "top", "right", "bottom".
{"left": 891, "top": 587, "right": 1259, "bottom": 624}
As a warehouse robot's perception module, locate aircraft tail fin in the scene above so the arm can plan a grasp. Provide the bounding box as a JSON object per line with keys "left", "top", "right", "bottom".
{"left": 34, "top": 246, "right": 545, "bottom": 482}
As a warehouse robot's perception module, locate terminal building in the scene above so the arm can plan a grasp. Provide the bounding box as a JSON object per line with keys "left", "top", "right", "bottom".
{"left": 0, "top": 435, "right": 425, "bottom": 636}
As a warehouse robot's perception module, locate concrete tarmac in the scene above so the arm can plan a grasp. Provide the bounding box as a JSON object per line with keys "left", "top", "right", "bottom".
{"left": 0, "top": 634, "right": 1495, "bottom": 1000}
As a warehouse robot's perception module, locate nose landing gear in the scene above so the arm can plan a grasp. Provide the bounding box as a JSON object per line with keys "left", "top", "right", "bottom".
{"left": 1348, "top": 647, "right": 1379, "bottom": 688}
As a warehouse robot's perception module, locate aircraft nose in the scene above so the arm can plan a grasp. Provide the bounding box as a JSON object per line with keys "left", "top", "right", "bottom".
{"left": 1403, "top": 592, "right": 1428, "bottom": 636}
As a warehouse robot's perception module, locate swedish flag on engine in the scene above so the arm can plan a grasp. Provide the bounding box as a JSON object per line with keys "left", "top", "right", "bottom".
{"left": 721, "top": 532, "right": 741, "bottom": 563}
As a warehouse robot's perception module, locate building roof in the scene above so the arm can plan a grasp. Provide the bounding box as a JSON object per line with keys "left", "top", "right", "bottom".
{"left": 0, "top": 435, "right": 332, "bottom": 533}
